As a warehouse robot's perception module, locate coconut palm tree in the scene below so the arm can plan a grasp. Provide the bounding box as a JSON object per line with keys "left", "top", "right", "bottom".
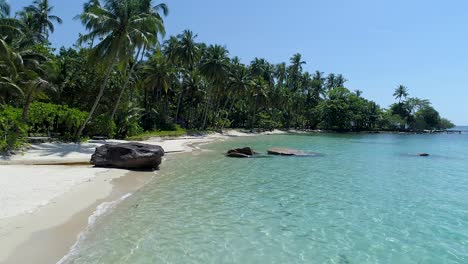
{"left": 249, "top": 76, "right": 268, "bottom": 129}
{"left": 0, "top": 0, "right": 10, "bottom": 18}
{"left": 250, "top": 58, "right": 273, "bottom": 85}
{"left": 275, "top": 62, "right": 287, "bottom": 88}
{"left": 288, "top": 53, "right": 305, "bottom": 91}
{"left": 223, "top": 64, "right": 252, "bottom": 129}
{"left": 199, "top": 44, "right": 229, "bottom": 128}
{"left": 14, "top": 11, "right": 48, "bottom": 47}
{"left": 0, "top": 40, "right": 23, "bottom": 101}
{"left": 171, "top": 30, "right": 201, "bottom": 122}
{"left": 24, "top": 0, "right": 62, "bottom": 39}
{"left": 354, "top": 90, "right": 363, "bottom": 97}
{"left": 109, "top": 1, "right": 168, "bottom": 121}
{"left": 75, "top": 0, "right": 168, "bottom": 138}
{"left": 393, "top": 85, "right": 409, "bottom": 103}
{"left": 175, "top": 30, "right": 200, "bottom": 70}
{"left": 0, "top": 34, "right": 53, "bottom": 119}
{"left": 141, "top": 50, "right": 175, "bottom": 129}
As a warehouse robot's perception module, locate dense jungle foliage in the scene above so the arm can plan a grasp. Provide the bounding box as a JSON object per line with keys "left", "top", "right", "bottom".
{"left": 0, "top": 0, "right": 455, "bottom": 150}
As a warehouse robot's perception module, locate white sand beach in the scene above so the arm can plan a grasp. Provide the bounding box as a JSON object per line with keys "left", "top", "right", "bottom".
{"left": 0, "top": 130, "right": 285, "bottom": 264}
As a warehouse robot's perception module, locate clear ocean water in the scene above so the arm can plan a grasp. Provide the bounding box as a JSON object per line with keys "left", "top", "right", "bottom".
{"left": 62, "top": 133, "right": 468, "bottom": 264}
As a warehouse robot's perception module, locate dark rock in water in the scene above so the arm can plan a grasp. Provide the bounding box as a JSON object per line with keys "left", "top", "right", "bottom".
{"left": 418, "top": 153, "right": 430, "bottom": 157}
{"left": 227, "top": 147, "right": 255, "bottom": 156}
{"left": 91, "top": 136, "right": 108, "bottom": 140}
{"left": 267, "top": 147, "right": 320, "bottom": 157}
{"left": 226, "top": 152, "right": 251, "bottom": 158}
{"left": 91, "top": 143, "right": 164, "bottom": 170}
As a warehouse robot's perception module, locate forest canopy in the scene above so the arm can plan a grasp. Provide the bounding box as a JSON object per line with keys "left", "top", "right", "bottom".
{"left": 0, "top": 0, "right": 455, "bottom": 150}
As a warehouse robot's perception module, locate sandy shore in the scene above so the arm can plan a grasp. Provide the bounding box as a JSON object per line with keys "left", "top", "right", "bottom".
{"left": 0, "top": 129, "right": 285, "bottom": 264}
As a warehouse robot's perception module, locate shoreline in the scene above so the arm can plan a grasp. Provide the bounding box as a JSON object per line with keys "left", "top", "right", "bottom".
{"left": 0, "top": 169, "right": 151, "bottom": 264}
{"left": 0, "top": 129, "right": 285, "bottom": 264}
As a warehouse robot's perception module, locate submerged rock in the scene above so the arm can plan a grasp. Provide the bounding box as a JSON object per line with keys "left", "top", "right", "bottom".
{"left": 91, "top": 143, "right": 164, "bottom": 170}
{"left": 227, "top": 152, "right": 251, "bottom": 158}
{"left": 226, "top": 147, "right": 255, "bottom": 158}
{"left": 267, "top": 147, "right": 320, "bottom": 157}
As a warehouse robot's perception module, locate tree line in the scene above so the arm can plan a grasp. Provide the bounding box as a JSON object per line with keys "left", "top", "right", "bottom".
{"left": 0, "top": 0, "right": 455, "bottom": 150}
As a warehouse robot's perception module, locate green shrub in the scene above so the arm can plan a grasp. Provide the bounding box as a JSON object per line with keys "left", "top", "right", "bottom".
{"left": 28, "top": 102, "right": 87, "bottom": 140}
{"left": 126, "top": 124, "right": 187, "bottom": 140}
{"left": 258, "top": 112, "right": 280, "bottom": 130}
{"left": 0, "top": 106, "right": 28, "bottom": 151}
{"left": 86, "top": 115, "right": 116, "bottom": 138}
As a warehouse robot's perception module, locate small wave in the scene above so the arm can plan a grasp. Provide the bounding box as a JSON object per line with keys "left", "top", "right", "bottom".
{"left": 56, "top": 193, "right": 133, "bottom": 264}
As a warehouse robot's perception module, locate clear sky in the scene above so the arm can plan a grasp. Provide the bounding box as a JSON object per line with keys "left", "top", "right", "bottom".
{"left": 10, "top": 0, "right": 468, "bottom": 125}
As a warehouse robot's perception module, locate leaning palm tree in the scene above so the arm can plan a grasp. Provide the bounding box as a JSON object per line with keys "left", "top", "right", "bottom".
{"left": 75, "top": 0, "right": 168, "bottom": 138}
{"left": 24, "top": 0, "right": 62, "bottom": 39}
{"left": 109, "top": 1, "right": 168, "bottom": 121}
{"left": 393, "top": 85, "right": 409, "bottom": 103}
{"left": 0, "top": 36, "right": 52, "bottom": 119}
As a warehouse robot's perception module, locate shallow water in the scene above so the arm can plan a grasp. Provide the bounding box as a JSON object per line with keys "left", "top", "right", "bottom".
{"left": 62, "top": 133, "right": 468, "bottom": 264}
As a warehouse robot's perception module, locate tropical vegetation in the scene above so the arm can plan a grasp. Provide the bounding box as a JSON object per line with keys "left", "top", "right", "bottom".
{"left": 0, "top": 0, "right": 455, "bottom": 151}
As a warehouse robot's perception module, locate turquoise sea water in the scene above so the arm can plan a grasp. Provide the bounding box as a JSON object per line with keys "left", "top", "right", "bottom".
{"left": 63, "top": 133, "right": 468, "bottom": 264}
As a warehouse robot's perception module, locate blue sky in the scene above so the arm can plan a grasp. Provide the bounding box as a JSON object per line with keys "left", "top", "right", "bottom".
{"left": 10, "top": 0, "right": 468, "bottom": 125}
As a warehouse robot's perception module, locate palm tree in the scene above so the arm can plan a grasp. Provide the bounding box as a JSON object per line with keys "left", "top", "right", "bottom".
{"left": 0, "top": 36, "right": 23, "bottom": 103}
{"left": 110, "top": 1, "right": 168, "bottom": 121}
{"left": 223, "top": 64, "right": 252, "bottom": 129}
{"left": 0, "top": 77, "right": 23, "bottom": 102}
{"left": 75, "top": 0, "right": 168, "bottom": 138}
{"left": 81, "top": 0, "right": 101, "bottom": 48}
{"left": 24, "top": 0, "right": 62, "bottom": 39}
{"left": 175, "top": 30, "right": 200, "bottom": 70}
{"left": 141, "top": 50, "right": 175, "bottom": 129}
{"left": 0, "top": 0, "right": 10, "bottom": 18}
{"left": 14, "top": 11, "right": 48, "bottom": 47}
{"left": 0, "top": 34, "right": 53, "bottom": 120}
{"left": 249, "top": 76, "right": 268, "bottom": 129}
{"left": 199, "top": 44, "right": 229, "bottom": 129}
{"left": 288, "top": 53, "right": 305, "bottom": 91}
{"left": 393, "top": 85, "right": 409, "bottom": 103}
{"left": 171, "top": 30, "right": 201, "bottom": 122}
{"left": 250, "top": 58, "right": 273, "bottom": 85}
{"left": 325, "top": 73, "right": 347, "bottom": 91}
{"left": 311, "top": 70, "right": 326, "bottom": 100}
{"left": 275, "top": 62, "right": 287, "bottom": 87}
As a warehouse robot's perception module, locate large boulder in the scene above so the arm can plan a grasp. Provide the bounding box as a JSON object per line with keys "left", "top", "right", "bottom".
{"left": 226, "top": 147, "right": 255, "bottom": 158}
{"left": 227, "top": 152, "right": 251, "bottom": 158}
{"left": 91, "top": 143, "right": 164, "bottom": 170}
{"left": 227, "top": 147, "right": 255, "bottom": 156}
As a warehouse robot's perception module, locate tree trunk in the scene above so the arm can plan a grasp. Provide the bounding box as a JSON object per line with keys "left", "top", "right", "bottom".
{"left": 110, "top": 47, "right": 142, "bottom": 121}
{"left": 250, "top": 96, "right": 258, "bottom": 130}
{"left": 201, "top": 95, "right": 211, "bottom": 129}
{"left": 221, "top": 95, "right": 236, "bottom": 131}
{"left": 75, "top": 57, "right": 116, "bottom": 140}
{"left": 174, "top": 89, "right": 184, "bottom": 123}
{"left": 22, "top": 87, "right": 35, "bottom": 121}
